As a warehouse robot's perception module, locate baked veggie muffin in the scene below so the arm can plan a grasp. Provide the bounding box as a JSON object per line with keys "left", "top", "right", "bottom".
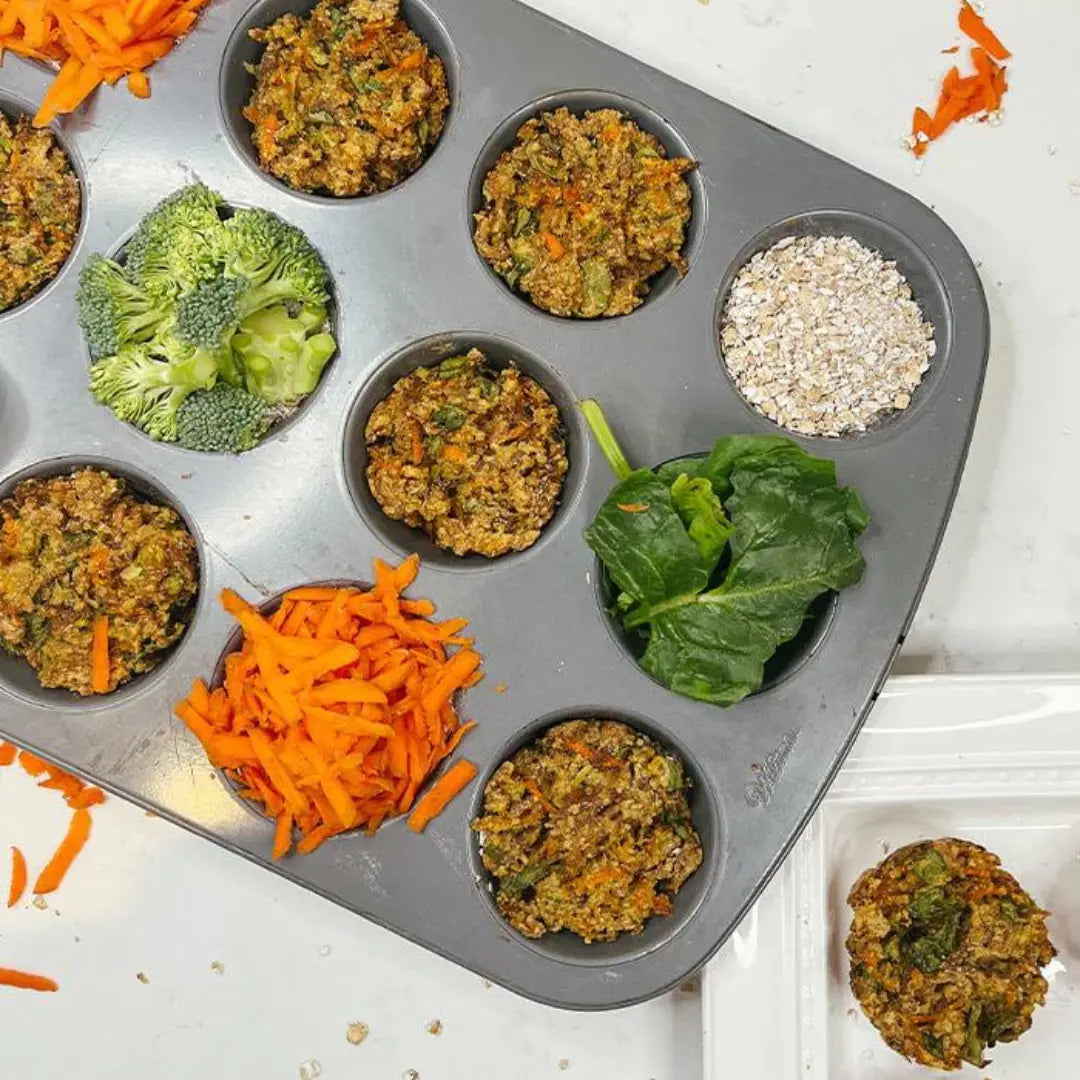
{"left": 0, "top": 112, "right": 80, "bottom": 313}
{"left": 847, "top": 838, "right": 1056, "bottom": 1071}
{"left": 473, "top": 719, "right": 703, "bottom": 942}
{"left": 244, "top": 0, "right": 449, "bottom": 197}
{"left": 473, "top": 107, "right": 695, "bottom": 317}
{"left": 364, "top": 348, "right": 567, "bottom": 557}
{"left": 0, "top": 469, "right": 199, "bottom": 695}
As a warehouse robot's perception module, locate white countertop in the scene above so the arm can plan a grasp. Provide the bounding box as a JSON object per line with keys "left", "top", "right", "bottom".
{"left": 1, "top": 1, "right": 1076, "bottom": 1076}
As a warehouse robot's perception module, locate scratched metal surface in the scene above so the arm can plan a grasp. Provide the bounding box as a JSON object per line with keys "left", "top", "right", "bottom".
{"left": 0, "top": 0, "right": 988, "bottom": 1009}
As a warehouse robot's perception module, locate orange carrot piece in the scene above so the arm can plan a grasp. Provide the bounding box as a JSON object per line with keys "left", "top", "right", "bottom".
{"left": 540, "top": 231, "right": 566, "bottom": 259}
{"left": 272, "top": 811, "right": 293, "bottom": 859}
{"left": 301, "top": 679, "right": 387, "bottom": 706}
{"left": 90, "top": 614, "right": 110, "bottom": 693}
{"left": 18, "top": 750, "right": 49, "bottom": 777}
{"left": 394, "top": 553, "right": 420, "bottom": 591}
{"left": 296, "top": 823, "right": 334, "bottom": 854}
{"left": 67, "top": 785, "right": 106, "bottom": 809}
{"left": 7, "top": 846, "right": 27, "bottom": 908}
{"left": 0, "top": 741, "right": 16, "bottom": 767}
{"left": 958, "top": 0, "right": 1010, "bottom": 61}
{"left": 421, "top": 649, "right": 481, "bottom": 717}
{"left": 33, "top": 808, "right": 92, "bottom": 895}
{"left": 407, "top": 759, "right": 478, "bottom": 832}
{"left": 0, "top": 968, "right": 58, "bottom": 992}
{"left": 397, "top": 46, "right": 424, "bottom": 71}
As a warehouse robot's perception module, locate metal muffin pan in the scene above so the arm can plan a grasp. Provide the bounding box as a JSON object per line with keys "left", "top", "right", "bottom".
{"left": 0, "top": 0, "right": 988, "bottom": 1010}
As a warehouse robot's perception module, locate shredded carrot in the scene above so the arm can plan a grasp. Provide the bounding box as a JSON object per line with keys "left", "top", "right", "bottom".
{"left": 90, "top": 614, "right": 110, "bottom": 694}
{"left": 407, "top": 759, "right": 478, "bottom": 832}
{"left": 617, "top": 502, "right": 650, "bottom": 513}
{"left": 7, "top": 846, "right": 27, "bottom": 908}
{"left": 175, "top": 557, "right": 482, "bottom": 855}
{"left": 958, "top": 0, "right": 1010, "bottom": 61}
{"left": 0, "top": 968, "right": 58, "bottom": 992}
{"left": 17, "top": 750, "right": 49, "bottom": 777}
{"left": 540, "top": 231, "right": 566, "bottom": 260}
{"left": 0, "top": 741, "right": 15, "bottom": 766}
{"left": 909, "top": 2, "right": 1011, "bottom": 158}
{"left": 33, "top": 809, "right": 92, "bottom": 895}
{"left": 397, "top": 46, "right": 424, "bottom": 71}
{"left": 0, "top": 0, "right": 210, "bottom": 125}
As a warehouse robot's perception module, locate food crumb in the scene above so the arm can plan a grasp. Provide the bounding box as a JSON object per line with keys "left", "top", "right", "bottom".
{"left": 403, "top": 1071, "right": 420, "bottom": 1080}
{"left": 298, "top": 1060, "right": 322, "bottom": 1080}
{"left": 482, "top": 979, "right": 493, "bottom": 989}
{"left": 425, "top": 1019, "right": 443, "bottom": 1035}
{"left": 210, "top": 961, "right": 225, "bottom": 975}
{"left": 494, "top": 682, "right": 509, "bottom": 695}
{"left": 136, "top": 972, "right": 149, "bottom": 984}
{"left": 179, "top": 473, "right": 193, "bottom": 480}
{"left": 558, "top": 1059, "right": 570, "bottom": 1071}
{"left": 318, "top": 945, "right": 332, "bottom": 957}
{"left": 346, "top": 1021, "right": 370, "bottom": 1045}
{"left": 679, "top": 978, "right": 700, "bottom": 994}
{"left": 32, "top": 895, "right": 48, "bottom": 910}
{"left": 1069, "top": 180, "right": 1080, "bottom": 196}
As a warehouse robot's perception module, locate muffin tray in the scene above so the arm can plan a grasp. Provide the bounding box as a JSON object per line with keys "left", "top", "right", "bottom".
{"left": 0, "top": 0, "right": 988, "bottom": 1009}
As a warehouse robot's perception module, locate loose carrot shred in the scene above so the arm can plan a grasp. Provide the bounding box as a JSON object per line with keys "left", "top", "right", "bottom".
{"left": 33, "top": 808, "right": 92, "bottom": 895}
{"left": 0, "top": 741, "right": 15, "bottom": 767}
{"left": 958, "top": 0, "right": 1010, "bottom": 61}
{"left": 0, "top": 968, "right": 58, "bottom": 992}
{"left": 271, "top": 811, "right": 293, "bottom": 860}
{"left": 407, "top": 759, "right": 478, "bottom": 833}
{"left": 174, "top": 556, "right": 482, "bottom": 855}
{"left": 7, "top": 846, "right": 28, "bottom": 908}
{"left": 909, "top": 2, "right": 1011, "bottom": 158}
{"left": 127, "top": 68, "right": 149, "bottom": 97}
{"left": 18, "top": 750, "right": 49, "bottom": 777}
{"left": 90, "top": 614, "right": 110, "bottom": 693}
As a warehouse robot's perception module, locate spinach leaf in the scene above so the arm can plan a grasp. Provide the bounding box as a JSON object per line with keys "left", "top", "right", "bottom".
{"left": 669, "top": 474, "right": 732, "bottom": 570}
{"left": 581, "top": 401, "right": 869, "bottom": 706}
{"left": 901, "top": 886, "right": 967, "bottom": 973}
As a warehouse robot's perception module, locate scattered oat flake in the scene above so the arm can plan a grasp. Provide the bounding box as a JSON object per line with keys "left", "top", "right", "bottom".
{"left": 346, "top": 1021, "right": 370, "bottom": 1045}
{"left": 32, "top": 894, "right": 48, "bottom": 910}
{"left": 136, "top": 972, "right": 149, "bottom": 984}
{"left": 318, "top": 945, "right": 332, "bottom": 957}
{"left": 680, "top": 978, "right": 700, "bottom": 993}
{"left": 1069, "top": 180, "right": 1080, "bottom": 196}
{"left": 403, "top": 1071, "right": 420, "bottom": 1080}
{"left": 425, "top": 1019, "right": 443, "bottom": 1035}
{"left": 210, "top": 961, "right": 225, "bottom": 975}
{"left": 494, "top": 682, "right": 508, "bottom": 695}
{"left": 558, "top": 1060, "right": 570, "bottom": 1071}
{"left": 299, "top": 1061, "right": 322, "bottom": 1080}
{"left": 720, "top": 235, "right": 935, "bottom": 437}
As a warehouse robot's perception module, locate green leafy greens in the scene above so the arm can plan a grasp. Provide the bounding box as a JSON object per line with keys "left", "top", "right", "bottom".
{"left": 580, "top": 401, "right": 869, "bottom": 706}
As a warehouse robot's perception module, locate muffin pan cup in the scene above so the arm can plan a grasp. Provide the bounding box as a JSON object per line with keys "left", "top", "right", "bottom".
{"left": 0, "top": 0, "right": 988, "bottom": 1009}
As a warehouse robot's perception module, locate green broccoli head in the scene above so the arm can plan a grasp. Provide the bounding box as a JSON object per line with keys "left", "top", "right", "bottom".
{"left": 174, "top": 274, "right": 248, "bottom": 351}
{"left": 176, "top": 383, "right": 271, "bottom": 454}
{"left": 89, "top": 339, "right": 220, "bottom": 441}
{"left": 223, "top": 207, "right": 330, "bottom": 315}
{"left": 76, "top": 254, "right": 172, "bottom": 360}
{"left": 233, "top": 302, "right": 336, "bottom": 406}
{"left": 123, "top": 183, "right": 230, "bottom": 301}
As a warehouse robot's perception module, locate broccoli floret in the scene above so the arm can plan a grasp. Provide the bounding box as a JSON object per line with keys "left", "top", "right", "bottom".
{"left": 89, "top": 341, "right": 220, "bottom": 441}
{"left": 222, "top": 207, "right": 330, "bottom": 315}
{"left": 232, "top": 302, "right": 336, "bottom": 405}
{"left": 176, "top": 383, "right": 271, "bottom": 454}
{"left": 174, "top": 274, "right": 248, "bottom": 350}
{"left": 76, "top": 254, "right": 172, "bottom": 360}
{"left": 123, "top": 183, "right": 229, "bottom": 301}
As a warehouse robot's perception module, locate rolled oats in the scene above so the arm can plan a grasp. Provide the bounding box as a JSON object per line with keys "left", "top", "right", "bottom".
{"left": 720, "top": 234, "right": 936, "bottom": 437}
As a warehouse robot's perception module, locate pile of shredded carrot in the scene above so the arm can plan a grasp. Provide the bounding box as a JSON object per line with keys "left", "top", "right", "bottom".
{"left": 175, "top": 554, "right": 481, "bottom": 859}
{"left": 911, "top": 1, "right": 1011, "bottom": 157}
{"left": 0, "top": 740, "right": 106, "bottom": 992}
{"left": 0, "top": 0, "right": 211, "bottom": 127}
